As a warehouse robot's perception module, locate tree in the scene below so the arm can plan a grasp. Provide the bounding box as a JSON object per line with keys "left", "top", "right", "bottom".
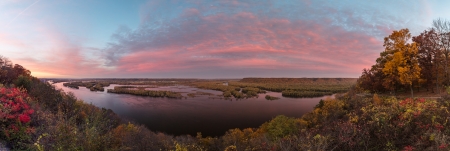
{"left": 357, "top": 30, "right": 413, "bottom": 94}
{"left": 0, "top": 56, "right": 32, "bottom": 86}
{"left": 357, "top": 68, "right": 385, "bottom": 93}
{"left": 432, "top": 18, "right": 450, "bottom": 85}
{"left": 14, "top": 75, "right": 32, "bottom": 91}
{"left": 382, "top": 29, "right": 421, "bottom": 97}
{"left": 412, "top": 29, "right": 442, "bottom": 93}
{"left": 0, "top": 56, "right": 13, "bottom": 84}
{"left": 0, "top": 55, "right": 12, "bottom": 68}
{"left": 377, "top": 29, "right": 412, "bottom": 94}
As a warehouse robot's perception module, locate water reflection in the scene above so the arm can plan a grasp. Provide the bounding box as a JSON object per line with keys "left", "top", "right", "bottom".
{"left": 53, "top": 83, "right": 332, "bottom": 137}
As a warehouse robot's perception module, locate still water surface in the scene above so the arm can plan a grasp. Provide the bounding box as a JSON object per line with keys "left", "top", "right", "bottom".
{"left": 54, "top": 82, "right": 332, "bottom": 136}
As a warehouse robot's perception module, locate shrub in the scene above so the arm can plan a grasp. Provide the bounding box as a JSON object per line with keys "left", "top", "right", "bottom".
{"left": 0, "top": 87, "right": 35, "bottom": 149}
{"left": 14, "top": 75, "right": 32, "bottom": 92}
{"left": 28, "top": 82, "right": 65, "bottom": 113}
{"left": 373, "top": 93, "right": 381, "bottom": 105}
{"left": 303, "top": 98, "right": 346, "bottom": 127}
{"left": 260, "top": 115, "right": 299, "bottom": 140}
{"left": 223, "top": 91, "right": 232, "bottom": 98}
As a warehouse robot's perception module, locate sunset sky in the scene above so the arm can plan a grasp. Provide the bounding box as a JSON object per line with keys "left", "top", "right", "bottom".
{"left": 1, "top": 0, "right": 449, "bottom": 78}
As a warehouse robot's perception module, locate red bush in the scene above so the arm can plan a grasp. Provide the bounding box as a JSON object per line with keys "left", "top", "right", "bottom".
{"left": 0, "top": 87, "right": 34, "bottom": 138}
{"left": 0, "top": 87, "right": 33, "bottom": 123}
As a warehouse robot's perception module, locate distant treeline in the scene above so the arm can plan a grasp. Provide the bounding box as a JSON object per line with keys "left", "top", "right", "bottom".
{"left": 281, "top": 90, "right": 333, "bottom": 98}
{"left": 240, "top": 78, "right": 357, "bottom": 84}
{"left": 52, "top": 78, "right": 238, "bottom": 86}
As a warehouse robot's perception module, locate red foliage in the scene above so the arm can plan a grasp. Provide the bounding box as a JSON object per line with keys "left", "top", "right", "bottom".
{"left": 399, "top": 98, "right": 414, "bottom": 106}
{"left": 434, "top": 124, "right": 444, "bottom": 131}
{"left": 0, "top": 87, "right": 35, "bottom": 139}
{"left": 399, "top": 98, "right": 426, "bottom": 108}
{"left": 417, "top": 98, "right": 425, "bottom": 103}
{"left": 10, "top": 124, "right": 18, "bottom": 131}
{"left": 19, "top": 114, "right": 30, "bottom": 123}
{"left": 0, "top": 87, "right": 33, "bottom": 123}
{"left": 403, "top": 145, "right": 414, "bottom": 151}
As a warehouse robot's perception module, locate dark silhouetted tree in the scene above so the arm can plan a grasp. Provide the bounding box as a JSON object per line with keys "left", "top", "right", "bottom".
{"left": 413, "top": 29, "right": 442, "bottom": 93}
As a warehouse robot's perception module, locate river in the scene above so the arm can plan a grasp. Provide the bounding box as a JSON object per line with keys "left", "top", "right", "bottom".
{"left": 53, "top": 82, "right": 332, "bottom": 137}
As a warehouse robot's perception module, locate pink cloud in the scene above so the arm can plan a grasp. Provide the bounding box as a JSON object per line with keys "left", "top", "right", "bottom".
{"left": 106, "top": 11, "right": 384, "bottom": 78}
{"left": 11, "top": 30, "right": 109, "bottom": 78}
{"left": 0, "top": 33, "right": 28, "bottom": 48}
{"left": 10, "top": 7, "right": 383, "bottom": 78}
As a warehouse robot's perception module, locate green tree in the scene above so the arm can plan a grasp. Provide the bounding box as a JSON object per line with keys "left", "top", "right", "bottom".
{"left": 14, "top": 75, "right": 32, "bottom": 91}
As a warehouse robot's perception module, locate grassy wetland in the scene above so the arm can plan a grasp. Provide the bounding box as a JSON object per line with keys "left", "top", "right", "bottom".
{"left": 232, "top": 78, "right": 356, "bottom": 97}
{"left": 61, "top": 78, "right": 356, "bottom": 99}
{"left": 106, "top": 85, "right": 184, "bottom": 99}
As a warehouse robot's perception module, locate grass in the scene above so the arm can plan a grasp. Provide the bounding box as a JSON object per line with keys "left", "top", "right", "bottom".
{"left": 107, "top": 86, "right": 184, "bottom": 99}
{"left": 230, "top": 78, "right": 356, "bottom": 97}
{"left": 62, "top": 78, "right": 356, "bottom": 99}
{"left": 265, "top": 95, "right": 279, "bottom": 100}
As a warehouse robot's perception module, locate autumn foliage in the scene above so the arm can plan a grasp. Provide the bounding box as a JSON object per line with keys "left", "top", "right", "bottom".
{"left": 358, "top": 19, "right": 450, "bottom": 98}
{"left": 0, "top": 87, "right": 35, "bottom": 149}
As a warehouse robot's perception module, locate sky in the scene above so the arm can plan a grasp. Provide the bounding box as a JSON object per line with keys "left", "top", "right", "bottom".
{"left": 1, "top": 0, "right": 449, "bottom": 78}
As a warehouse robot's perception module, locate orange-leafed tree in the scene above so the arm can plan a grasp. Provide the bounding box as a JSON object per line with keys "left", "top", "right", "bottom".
{"left": 382, "top": 29, "right": 421, "bottom": 97}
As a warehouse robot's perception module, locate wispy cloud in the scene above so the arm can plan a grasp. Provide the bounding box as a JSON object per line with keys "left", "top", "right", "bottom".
{"left": 4, "top": 0, "right": 41, "bottom": 27}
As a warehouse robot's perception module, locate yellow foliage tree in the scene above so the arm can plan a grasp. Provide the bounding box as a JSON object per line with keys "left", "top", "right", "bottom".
{"left": 382, "top": 29, "right": 421, "bottom": 97}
